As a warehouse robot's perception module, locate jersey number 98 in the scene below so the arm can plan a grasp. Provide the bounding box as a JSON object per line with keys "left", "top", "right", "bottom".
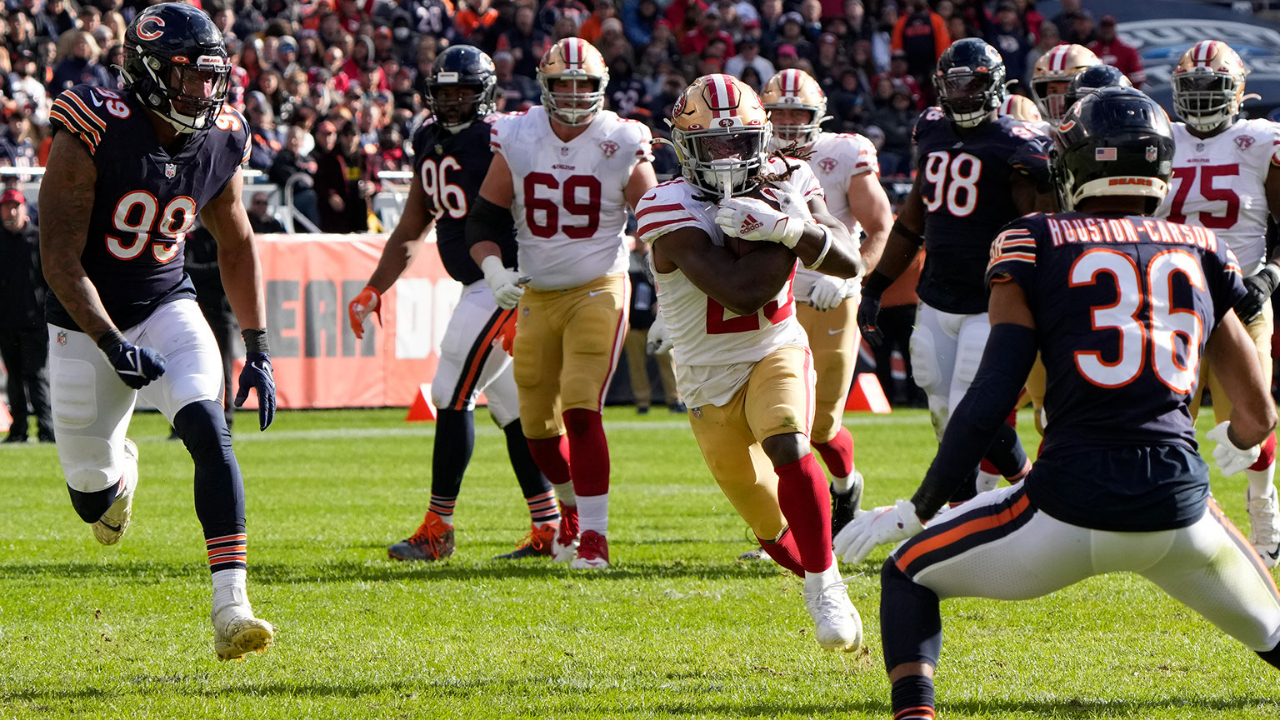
{"left": 922, "top": 151, "right": 981, "bottom": 217}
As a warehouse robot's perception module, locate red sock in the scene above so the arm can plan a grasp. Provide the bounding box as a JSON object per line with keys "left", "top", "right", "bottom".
{"left": 812, "top": 426, "right": 854, "bottom": 478}
{"left": 1251, "top": 433, "right": 1278, "bottom": 472}
{"left": 758, "top": 529, "right": 805, "bottom": 578}
{"left": 563, "top": 408, "right": 609, "bottom": 497}
{"left": 527, "top": 435, "right": 572, "bottom": 486}
{"left": 775, "top": 453, "right": 833, "bottom": 573}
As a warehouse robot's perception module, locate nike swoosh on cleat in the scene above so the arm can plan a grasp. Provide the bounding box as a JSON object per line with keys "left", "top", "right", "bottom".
{"left": 98, "top": 521, "right": 121, "bottom": 532}
{"left": 1268, "top": 547, "right": 1280, "bottom": 561}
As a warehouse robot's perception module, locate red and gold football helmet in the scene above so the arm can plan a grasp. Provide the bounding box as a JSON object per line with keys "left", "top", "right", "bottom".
{"left": 1172, "top": 40, "right": 1249, "bottom": 132}
{"left": 669, "top": 74, "right": 772, "bottom": 198}
{"left": 998, "top": 94, "right": 1042, "bottom": 123}
{"left": 1031, "top": 44, "right": 1100, "bottom": 121}
{"left": 537, "top": 38, "right": 609, "bottom": 126}
{"left": 760, "top": 69, "right": 827, "bottom": 149}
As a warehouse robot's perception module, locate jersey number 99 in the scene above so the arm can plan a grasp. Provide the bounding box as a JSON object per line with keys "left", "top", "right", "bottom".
{"left": 106, "top": 191, "right": 197, "bottom": 264}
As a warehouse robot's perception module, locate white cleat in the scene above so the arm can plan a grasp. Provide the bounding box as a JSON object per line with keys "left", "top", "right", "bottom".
{"left": 93, "top": 439, "right": 138, "bottom": 546}
{"left": 551, "top": 523, "right": 579, "bottom": 564}
{"left": 804, "top": 565, "right": 863, "bottom": 652}
{"left": 1247, "top": 486, "right": 1280, "bottom": 568}
{"left": 212, "top": 603, "right": 275, "bottom": 661}
{"left": 739, "top": 547, "right": 774, "bottom": 561}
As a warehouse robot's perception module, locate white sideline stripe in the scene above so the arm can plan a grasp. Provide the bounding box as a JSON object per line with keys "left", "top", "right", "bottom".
{"left": 141, "top": 414, "right": 933, "bottom": 444}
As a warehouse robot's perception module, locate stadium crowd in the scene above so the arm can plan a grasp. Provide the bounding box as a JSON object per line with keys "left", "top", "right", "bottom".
{"left": 0, "top": 0, "right": 1155, "bottom": 227}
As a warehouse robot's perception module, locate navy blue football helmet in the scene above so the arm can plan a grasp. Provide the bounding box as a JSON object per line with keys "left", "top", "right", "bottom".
{"left": 933, "top": 39, "right": 1007, "bottom": 129}
{"left": 122, "top": 3, "right": 230, "bottom": 134}
{"left": 1063, "top": 65, "right": 1134, "bottom": 114}
{"left": 425, "top": 45, "right": 497, "bottom": 131}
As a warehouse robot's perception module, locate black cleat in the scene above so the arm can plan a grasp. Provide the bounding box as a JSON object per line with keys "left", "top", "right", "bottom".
{"left": 831, "top": 472, "right": 864, "bottom": 536}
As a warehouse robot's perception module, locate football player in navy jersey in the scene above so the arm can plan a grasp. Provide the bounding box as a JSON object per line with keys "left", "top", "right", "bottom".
{"left": 39, "top": 3, "right": 276, "bottom": 661}
{"left": 348, "top": 45, "right": 561, "bottom": 562}
{"left": 857, "top": 38, "right": 1053, "bottom": 500}
{"left": 837, "top": 87, "right": 1280, "bottom": 720}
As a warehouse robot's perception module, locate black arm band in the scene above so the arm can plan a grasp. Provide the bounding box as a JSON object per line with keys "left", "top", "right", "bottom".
{"left": 242, "top": 328, "right": 270, "bottom": 354}
{"left": 892, "top": 219, "right": 925, "bottom": 247}
{"left": 863, "top": 270, "right": 896, "bottom": 300}
{"left": 96, "top": 328, "right": 126, "bottom": 352}
{"left": 910, "top": 323, "right": 1038, "bottom": 519}
{"left": 465, "top": 196, "right": 516, "bottom": 250}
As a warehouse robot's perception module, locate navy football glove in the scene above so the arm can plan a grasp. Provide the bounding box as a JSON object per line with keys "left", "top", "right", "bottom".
{"left": 856, "top": 293, "right": 883, "bottom": 347}
{"left": 235, "top": 329, "right": 276, "bottom": 431}
{"left": 98, "top": 331, "right": 166, "bottom": 389}
{"left": 1236, "top": 264, "right": 1280, "bottom": 325}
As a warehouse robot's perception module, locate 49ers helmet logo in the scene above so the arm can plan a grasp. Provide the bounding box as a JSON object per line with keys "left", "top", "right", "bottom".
{"left": 137, "top": 16, "right": 165, "bottom": 40}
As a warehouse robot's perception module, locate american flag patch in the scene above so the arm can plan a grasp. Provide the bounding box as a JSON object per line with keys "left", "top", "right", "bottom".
{"left": 1096, "top": 147, "right": 1118, "bottom": 161}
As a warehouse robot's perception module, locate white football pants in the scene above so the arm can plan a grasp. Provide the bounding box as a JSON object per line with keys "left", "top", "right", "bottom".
{"left": 430, "top": 280, "right": 520, "bottom": 427}
{"left": 909, "top": 302, "right": 991, "bottom": 441}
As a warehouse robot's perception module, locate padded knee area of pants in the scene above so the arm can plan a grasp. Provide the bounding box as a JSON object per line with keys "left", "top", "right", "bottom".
{"left": 60, "top": 435, "right": 118, "bottom": 493}
{"left": 173, "top": 400, "right": 233, "bottom": 466}
{"left": 954, "top": 333, "right": 987, "bottom": 387}
{"left": 52, "top": 358, "right": 98, "bottom": 429}
{"left": 908, "top": 326, "right": 939, "bottom": 393}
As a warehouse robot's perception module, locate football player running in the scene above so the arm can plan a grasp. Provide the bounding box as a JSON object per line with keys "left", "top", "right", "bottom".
{"left": 637, "top": 74, "right": 866, "bottom": 650}
{"left": 857, "top": 39, "right": 1051, "bottom": 502}
{"left": 466, "top": 39, "right": 657, "bottom": 569}
{"left": 1030, "top": 43, "right": 1101, "bottom": 122}
{"left": 760, "top": 68, "right": 894, "bottom": 531}
{"left": 838, "top": 86, "right": 1280, "bottom": 720}
{"left": 348, "top": 46, "right": 561, "bottom": 563}
{"left": 1155, "top": 40, "right": 1280, "bottom": 566}
{"left": 40, "top": 3, "right": 275, "bottom": 660}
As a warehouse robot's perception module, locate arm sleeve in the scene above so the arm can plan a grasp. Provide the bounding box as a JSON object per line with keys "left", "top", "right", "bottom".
{"left": 465, "top": 195, "right": 516, "bottom": 250}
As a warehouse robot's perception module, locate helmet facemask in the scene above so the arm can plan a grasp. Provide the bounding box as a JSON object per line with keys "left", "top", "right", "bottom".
{"left": 672, "top": 125, "right": 770, "bottom": 199}
{"left": 937, "top": 71, "right": 1000, "bottom": 128}
{"left": 1173, "top": 68, "right": 1241, "bottom": 132}
{"left": 540, "top": 75, "right": 606, "bottom": 126}
{"left": 1033, "top": 78, "right": 1073, "bottom": 122}
{"left": 125, "top": 48, "right": 230, "bottom": 133}
{"left": 426, "top": 83, "right": 489, "bottom": 131}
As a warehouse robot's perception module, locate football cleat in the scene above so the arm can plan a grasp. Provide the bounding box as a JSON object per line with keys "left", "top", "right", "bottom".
{"left": 804, "top": 565, "right": 863, "bottom": 652}
{"left": 569, "top": 530, "right": 609, "bottom": 569}
{"left": 831, "top": 471, "right": 865, "bottom": 536}
{"left": 494, "top": 523, "right": 558, "bottom": 560}
{"left": 212, "top": 602, "right": 274, "bottom": 661}
{"left": 93, "top": 439, "right": 139, "bottom": 546}
{"left": 552, "top": 503, "right": 579, "bottom": 563}
{"left": 1247, "top": 486, "right": 1280, "bottom": 568}
{"left": 387, "top": 511, "right": 455, "bottom": 561}
{"left": 739, "top": 547, "right": 775, "bottom": 562}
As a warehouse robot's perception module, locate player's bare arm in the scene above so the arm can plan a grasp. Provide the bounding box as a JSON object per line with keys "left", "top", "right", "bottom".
{"left": 1206, "top": 311, "right": 1278, "bottom": 447}
{"left": 39, "top": 131, "right": 113, "bottom": 341}
{"left": 846, "top": 171, "right": 894, "bottom": 270}
{"left": 368, "top": 171, "right": 435, "bottom": 293}
{"left": 653, "top": 225, "right": 798, "bottom": 317}
{"left": 869, "top": 174, "right": 926, "bottom": 281}
{"left": 624, "top": 159, "right": 658, "bottom": 212}
{"left": 1011, "top": 173, "right": 1050, "bottom": 215}
{"left": 199, "top": 166, "right": 265, "bottom": 332}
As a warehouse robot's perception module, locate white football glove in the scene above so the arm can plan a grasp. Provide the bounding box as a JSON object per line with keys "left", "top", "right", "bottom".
{"left": 646, "top": 315, "right": 673, "bottom": 356}
{"left": 715, "top": 197, "right": 805, "bottom": 248}
{"left": 833, "top": 499, "right": 925, "bottom": 565}
{"left": 1207, "top": 421, "right": 1262, "bottom": 476}
{"left": 808, "top": 275, "right": 847, "bottom": 311}
{"left": 481, "top": 255, "right": 530, "bottom": 310}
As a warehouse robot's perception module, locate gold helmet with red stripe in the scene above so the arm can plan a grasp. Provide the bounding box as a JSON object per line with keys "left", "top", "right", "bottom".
{"left": 760, "top": 69, "right": 827, "bottom": 149}
{"left": 669, "top": 74, "right": 771, "bottom": 197}
{"left": 1172, "top": 40, "right": 1249, "bottom": 132}
{"left": 998, "top": 94, "right": 1042, "bottom": 123}
{"left": 537, "top": 38, "right": 609, "bottom": 126}
{"left": 1031, "top": 44, "right": 1100, "bottom": 121}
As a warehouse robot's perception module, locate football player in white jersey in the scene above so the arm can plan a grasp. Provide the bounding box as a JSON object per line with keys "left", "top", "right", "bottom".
{"left": 1029, "top": 43, "right": 1101, "bottom": 122}
{"left": 760, "top": 68, "right": 894, "bottom": 531}
{"left": 465, "top": 38, "right": 657, "bottom": 569}
{"left": 637, "top": 74, "right": 865, "bottom": 650}
{"left": 1156, "top": 40, "right": 1280, "bottom": 565}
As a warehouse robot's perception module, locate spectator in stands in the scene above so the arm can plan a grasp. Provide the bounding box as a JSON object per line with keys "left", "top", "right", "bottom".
{"left": 814, "top": 34, "right": 844, "bottom": 91}
{"left": 605, "top": 56, "right": 647, "bottom": 119}
{"left": 580, "top": 0, "right": 617, "bottom": 44}
{"left": 493, "top": 51, "right": 536, "bottom": 112}
{"left": 680, "top": 6, "right": 734, "bottom": 58}
{"left": 622, "top": 0, "right": 661, "bottom": 48}
{"left": 0, "top": 188, "right": 50, "bottom": 443}
{"left": 1069, "top": 9, "right": 1096, "bottom": 46}
{"left": 799, "top": 0, "right": 823, "bottom": 42}
{"left": 868, "top": 82, "right": 916, "bottom": 176}
{"left": 758, "top": 0, "right": 783, "bottom": 50}
{"left": 49, "top": 30, "right": 108, "bottom": 93}
{"left": 499, "top": 5, "right": 552, "bottom": 79}
{"left": 182, "top": 225, "right": 239, "bottom": 431}
{"left": 9, "top": 51, "right": 47, "bottom": 122}
{"left": 725, "top": 36, "right": 774, "bottom": 83}
{"left": 873, "top": 51, "right": 924, "bottom": 109}
{"left": 891, "top": 0, "right": 949, "bottom": 86}
{"left": 830, "top": 68, "right": 870, "bottom": 130}
{"left": 1090, "top": 15, "right": 1145, "bottom": 87}
{"left": 269, "top": 124, "right": 320, "bottom": 227}
{"left": 1051, "top": 0, "right": 1083, "bottom": 42}
{"left": 246, "top": 92, "right": 282, "bottom": 172}
{"left": 775, "top": 13, "right": 814, "bottom": 63}
{"left": 0, "top": 108, "right": 37, "bottom": 181}
{"left": 1026, "top": 19, "right": 1060, "bottom": 75}
{"left": 248, "top": 192, "right": 287, "bottom": 235}
{"left": 983, "top": 2, "right": 1032, "bottom": 87}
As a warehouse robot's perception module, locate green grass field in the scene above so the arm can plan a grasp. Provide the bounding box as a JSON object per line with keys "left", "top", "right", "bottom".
{"left": 2, "top": 407, "right": 1279, "bottom": 719}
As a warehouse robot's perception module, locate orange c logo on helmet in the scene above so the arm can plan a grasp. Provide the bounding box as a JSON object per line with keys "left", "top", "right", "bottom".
{"left": 137, "top": 17, "right": 165, "bottom": 41}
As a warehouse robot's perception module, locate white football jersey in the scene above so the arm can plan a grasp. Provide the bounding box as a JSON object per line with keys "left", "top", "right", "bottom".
{"left": 490, "top": 106, "right": 654, "bottom": 290}
{"left": 1156, "top": 119, "right": 1280, "bottom": 275}
{"left": 636, "top": 157, "right": 820, "bottom": 407}
{"left": 795, "top": 132, "right": 878, "bottom": 300}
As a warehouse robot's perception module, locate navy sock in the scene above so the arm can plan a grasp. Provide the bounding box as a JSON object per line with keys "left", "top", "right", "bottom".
{"left": 1257, "top": 642, "right": 1280, "bottom": 669}
{"left": 504, "top": 420, "right": 552, "bottom": 500}
{"left": 890, "top": 675, "right": 936, "bottom": 719}
{"left": 985, "top": 422, "right": 1030, "bottom": 479}
{"left": 67, "top": 482, "right": 120, "bottom": 523}
{"left": 432, "top": 409, "right": 475, "bottom": 499}
{"left": 174, "top": 400, "right": 246, "bottom": 573}
{"left": 881, "top": 559, "right": 943, "bottom": 671}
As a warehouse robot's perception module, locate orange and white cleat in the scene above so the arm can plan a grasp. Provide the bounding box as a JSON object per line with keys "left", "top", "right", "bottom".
{"left": 494, "top": 523, "right": 558, "bottom": 559}
{"left": 387, "top": 511, "right": 455, "bottom": 561}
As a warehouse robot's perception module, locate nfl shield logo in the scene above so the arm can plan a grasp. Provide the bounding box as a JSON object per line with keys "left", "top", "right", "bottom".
{"left": 56, "top": 331, "right": 67, "bottom": 346}
{"left": 690, "top": 407, "right": 702, "bottom": 418}
{"left": 1145, "top": 146, "right": 1158, "bottom": 162}
{"left": 164, "top": 163, "right": 177, "bottom": 179}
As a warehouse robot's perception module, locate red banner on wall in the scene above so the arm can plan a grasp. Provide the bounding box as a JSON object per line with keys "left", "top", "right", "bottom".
{"left": 254, "top": 233, "right": 462, "bottom": 409}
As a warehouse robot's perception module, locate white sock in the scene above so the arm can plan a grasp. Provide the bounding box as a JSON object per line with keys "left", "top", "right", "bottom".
{"left": 831, "top": 473, "right": 854, "bottom": 494}
{"left": 1248, "top": 462, "right": 1277, "bottom": 498}
{"left": 975, "top": 471, "right": 1001, "bottom": 494}
{"left": 804, "top": 562, "right": 838, "bottom": 591}
{"left": 552, "top": 481, "right": 576, "bottom": 507}
{"left": 212, "top": 568, "right": 248, "bottom": 612}
{"left": 577, "top": 493, "right": 608, "bottom": 535}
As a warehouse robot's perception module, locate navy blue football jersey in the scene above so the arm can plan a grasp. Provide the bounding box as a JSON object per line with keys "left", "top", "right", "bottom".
{"left": 914, "top": 109, "right": 1052, "bottom": 314}
{"left": 46, "top": 85, "right": 250, "bottom": 332}
{"left": 987, "top": 211, "right": 1248, "bottom": 531}
{"left": 410, "top": 115, "right": 517, "bottom": 285}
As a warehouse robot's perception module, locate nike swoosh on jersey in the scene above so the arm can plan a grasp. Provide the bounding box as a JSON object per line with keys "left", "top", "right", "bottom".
{"left": 89, "top": 92, "right": 103, "bottom": 107}
{"left": 588, "top": 290, "right": 605, "bottom": 296}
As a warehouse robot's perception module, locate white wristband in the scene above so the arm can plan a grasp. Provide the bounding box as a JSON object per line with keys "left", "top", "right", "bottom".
{"left": 804, "top": 225, "right": 833, "bottom": 271}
